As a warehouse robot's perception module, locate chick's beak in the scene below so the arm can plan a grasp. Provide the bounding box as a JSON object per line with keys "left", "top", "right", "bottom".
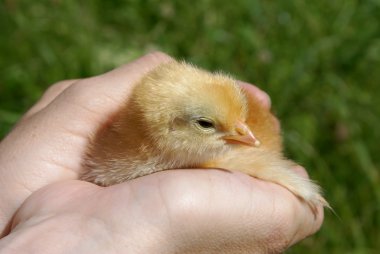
{"left": 223, "top": 121, "right": 261, "bottom": 147}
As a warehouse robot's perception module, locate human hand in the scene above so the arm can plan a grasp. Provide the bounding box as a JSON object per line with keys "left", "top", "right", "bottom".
{"left": 0, "top": 52, "right": 323, "bottom": 253}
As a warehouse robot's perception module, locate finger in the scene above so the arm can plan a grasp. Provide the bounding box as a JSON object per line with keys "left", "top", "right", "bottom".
{"left": 283, "top": 165, "right": 324, "bottom": 246}
{"left": 23, "top": 79, "right": 79, "bottom": 119}
{"left": 239, "top": 81, "right": 281, "bottom": 133}
{"left": 289, "top": 201, "right": 324, "bottom": 246}
{"left": 11, "top": 51, "right": 172, "bottom": 176}
{"left": 139, "top": 169, "right": 324, "bottom": 252}
{"left": 239, "top": 81, "right": 271, "bottom": 109}
{"left": 14, "top": 52, "right": 173, "bottom": 176}
{"left": 24, "top": 51, "right": 173, "bottom": 141}
{"left": 292, "top": 165, "right": 309, "bottom": 179}
{"left": 45, "top": 51, "right": 173, "bottom": 124}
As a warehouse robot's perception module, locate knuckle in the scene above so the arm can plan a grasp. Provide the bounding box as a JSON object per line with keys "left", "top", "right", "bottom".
{"left": 145, "top": 51, "right": 171, "bottom": 61}
{"left": 139, "top": 51, "right": 173, "bottom": 66}
{"left": 43, "top": 79, "right": 78, "bottom": 98}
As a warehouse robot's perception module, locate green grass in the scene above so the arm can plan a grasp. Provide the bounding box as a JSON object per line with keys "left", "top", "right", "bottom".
{"left": 1, "top": 0, "right": 379, "bottom": 252}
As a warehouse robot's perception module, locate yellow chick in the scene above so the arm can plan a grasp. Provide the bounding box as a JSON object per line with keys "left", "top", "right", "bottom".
{"left": 81, "top": 61, "right": 327, "bottom": 212}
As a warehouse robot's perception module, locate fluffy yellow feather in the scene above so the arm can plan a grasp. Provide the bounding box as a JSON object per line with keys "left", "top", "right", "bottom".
{"left": 81, "top": 60, "right": 328, "bottom": 212}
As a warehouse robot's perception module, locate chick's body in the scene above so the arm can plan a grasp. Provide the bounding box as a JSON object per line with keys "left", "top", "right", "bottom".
{"left": 82, "top": 61, "right": 327, "bottom": 211}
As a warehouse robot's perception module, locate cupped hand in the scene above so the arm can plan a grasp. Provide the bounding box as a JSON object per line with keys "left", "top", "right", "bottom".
{"left": 0, "top": 52, "right": 323, "bottom": 253}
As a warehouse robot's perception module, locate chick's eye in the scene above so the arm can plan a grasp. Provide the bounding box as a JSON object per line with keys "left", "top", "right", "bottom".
{"left": 195, "top": 118, "right": 215, "bottom": 130}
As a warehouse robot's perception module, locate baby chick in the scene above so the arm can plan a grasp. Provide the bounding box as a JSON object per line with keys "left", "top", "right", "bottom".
{"left": 81, "top": 61, "right": 327, "bottom": 212}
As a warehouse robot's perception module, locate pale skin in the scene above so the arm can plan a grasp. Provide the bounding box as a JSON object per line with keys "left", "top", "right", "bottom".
{"left": 0, "top": 52, "right": 323, "bottom": 253}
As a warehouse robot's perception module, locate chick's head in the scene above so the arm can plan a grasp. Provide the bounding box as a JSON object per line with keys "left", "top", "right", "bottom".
{"left": 134, "top": 61, "right": 260, "bottom": 165}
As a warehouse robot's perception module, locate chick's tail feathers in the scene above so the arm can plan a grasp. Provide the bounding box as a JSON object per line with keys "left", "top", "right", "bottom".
{"left": 203, "top": 148, "right": 329, "bottom": 215}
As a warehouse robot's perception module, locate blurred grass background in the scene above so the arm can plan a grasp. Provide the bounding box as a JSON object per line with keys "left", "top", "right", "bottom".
{"left": 1, "top": 0, "right": 379, "bottom": 252}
